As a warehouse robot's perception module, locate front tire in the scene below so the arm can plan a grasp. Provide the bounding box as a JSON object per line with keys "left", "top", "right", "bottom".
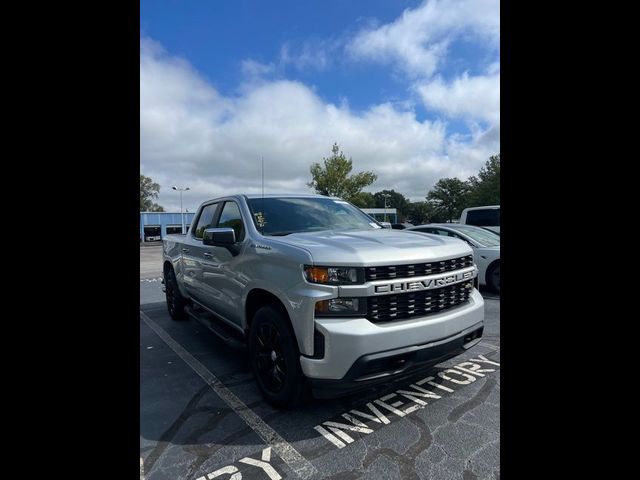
{"left": 249, "top": 305, "right": 308, "bottom": 408}
{"left": 486, "top": 261, "right": 500, "bottom": 294}
{"left": 164, "top": 265, "right": 188, "bottom": 320}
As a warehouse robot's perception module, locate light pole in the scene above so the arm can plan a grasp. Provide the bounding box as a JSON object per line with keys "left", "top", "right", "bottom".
{"left": 382, "top": 194, "right": 391, "bottom": 223}
{"left": 172, "top": 186, "right": 190, "bottom": 234}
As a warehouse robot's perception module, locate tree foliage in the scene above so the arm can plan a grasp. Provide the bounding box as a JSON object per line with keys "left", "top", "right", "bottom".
{"left": 350, "top": 191, "right": 376, "bottom": 208}
{"left": 147, "top": 203, "right": 165, "bottom": 212}
{"left": 406, "top": 201, "right": 446, "bottom": 224}
{"left": 308, "top": 143, "right": 377, "bottom": 202}
{"left": 426, "top": 177, "right": 471, "bottom": 222}
{"left": 373, "top": 189, "right": 410, "bottom": 221}
{"left": 140, "top": 174, "right": 165, "bottom": 212}
{"left": 416, "top": 153, "right": 500, "bottom": 223}
{"left": 467, "top": 154, "right": 500, "bottom": 206}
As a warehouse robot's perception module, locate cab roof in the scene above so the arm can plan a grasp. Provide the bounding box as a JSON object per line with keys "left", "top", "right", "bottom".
{"left": 242, "top": 193, "right": 337, "bottom": 199}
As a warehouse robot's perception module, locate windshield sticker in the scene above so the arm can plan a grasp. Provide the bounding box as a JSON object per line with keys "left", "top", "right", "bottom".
{"left": 254, "top": 212, "right": 267, "bottom": 228}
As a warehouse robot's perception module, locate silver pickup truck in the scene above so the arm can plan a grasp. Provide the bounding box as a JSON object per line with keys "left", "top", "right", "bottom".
{"left": 162, "top": 194, "right": 484, "bottom": 408}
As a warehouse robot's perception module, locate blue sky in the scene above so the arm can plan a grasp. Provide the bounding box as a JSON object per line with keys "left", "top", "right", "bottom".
{"left": 140, "top": 0, "right": 500, "bottom": 210}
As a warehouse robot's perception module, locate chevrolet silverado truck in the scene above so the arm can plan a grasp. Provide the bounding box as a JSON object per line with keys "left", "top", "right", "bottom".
{"left": 162, "top": 194, "right": 484, "bottom": 408}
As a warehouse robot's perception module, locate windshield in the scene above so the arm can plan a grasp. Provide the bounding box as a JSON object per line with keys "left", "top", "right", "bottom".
{"left": 246, "top": 197, "right": 381, "bottom": 236}
{"left": 452, "top": 225, "right": 500, "bottom": 247}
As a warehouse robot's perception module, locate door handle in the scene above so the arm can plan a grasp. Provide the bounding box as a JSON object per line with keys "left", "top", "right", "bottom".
{"left": 203, "top": 252, "right": 213, "bottom": 258}
{"left": 182, "top": 248, "right": 190, "bottom": 253}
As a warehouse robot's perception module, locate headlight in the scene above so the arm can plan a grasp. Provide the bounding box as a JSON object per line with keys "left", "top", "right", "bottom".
{"left": 304, "top": 265, "right": 362, "bottom": 284}
{"left": 315, "top": 297, "right": 366, "bottom": 317}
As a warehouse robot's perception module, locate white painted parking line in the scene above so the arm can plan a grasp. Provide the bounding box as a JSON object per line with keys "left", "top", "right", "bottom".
{"left": 479, "top": 341, "right": 500, "bottom": 351}
{"left": 140, "top": 277, "right": 163, "bottom": 283}
{"left": 140, "top": 310, "right": 317, "bottom": 480}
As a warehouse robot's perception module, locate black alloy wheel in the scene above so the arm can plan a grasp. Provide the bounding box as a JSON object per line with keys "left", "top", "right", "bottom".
{"left": 254, "top": 323, "right": 287, "bottom": 393}
{"left": 249, "top": 305, "right": 309, "bottom": 408}
{"left": 487, "top": 261, "right": 500, "bottom": 294}
{"left": 165, "top": 266, "right": 188, "bottom": 320}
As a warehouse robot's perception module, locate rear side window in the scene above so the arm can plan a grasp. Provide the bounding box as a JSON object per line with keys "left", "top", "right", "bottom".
{"left": 194, "top": 203, "right": 219, "bottom": 239}
{"left": 466, "top": 209, "right": 500, "bottom": 226}
{"left": 217, "top": 201, "right": 245, "bottom": 241}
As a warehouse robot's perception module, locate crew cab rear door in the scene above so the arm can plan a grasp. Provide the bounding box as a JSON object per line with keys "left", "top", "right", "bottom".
{"left": 181, "top": 201, "right": 221, "bottom": 299}
{"left": 199, "top": 200, "right": 248, "bottom": 327}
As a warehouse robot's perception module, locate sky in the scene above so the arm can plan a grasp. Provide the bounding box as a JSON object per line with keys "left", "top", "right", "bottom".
{"left": 140, "top": 0, "right": 500, "bottom": 212}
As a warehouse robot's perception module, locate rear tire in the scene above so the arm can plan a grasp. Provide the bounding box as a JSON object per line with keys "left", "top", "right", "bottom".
{"left": 248, "top": 305, "right": 309, "bottom": 408}
{"left": 164, "top": 265, "right": 188, "bottom": 320}
{"left": 486, "top": 261, "right": 500, "bottom": 294}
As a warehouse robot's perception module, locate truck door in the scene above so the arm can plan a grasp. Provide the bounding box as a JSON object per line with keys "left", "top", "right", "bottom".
{"left": 181, "top": 201, "right": 221, "bottom": 299}
{"left": 199, "top": 200, "right": 249, "bottom": 327}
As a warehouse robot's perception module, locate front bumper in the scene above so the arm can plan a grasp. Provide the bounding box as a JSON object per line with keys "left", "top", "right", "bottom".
{"left": 308, "top": 321, "right": 483, "bottom": 399}
{"left": 299, "top": 288, "right": 484, "bottom": 382}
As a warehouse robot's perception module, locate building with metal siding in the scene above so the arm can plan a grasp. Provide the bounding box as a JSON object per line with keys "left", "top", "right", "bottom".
{"left": 140, "top": 212, "right": 196, "bottom": 241}
{"left": 361, "top": 208, "right": 398, "bottom": 223}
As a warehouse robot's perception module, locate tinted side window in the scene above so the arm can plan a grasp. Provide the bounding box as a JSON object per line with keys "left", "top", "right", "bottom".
{"left": 466, "top": 209, "right": 499, "bottom": 226}
{"left": 194, "top": 203, "right": 219, "bottom": 239}
{"left": 217, "top": 201, "right": 245, "bottom": 241}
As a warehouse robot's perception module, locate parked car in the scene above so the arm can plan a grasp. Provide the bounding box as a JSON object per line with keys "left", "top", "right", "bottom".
{"left": 163, "top": 194, "right": 484, "bottom": 407}
{"left": 407, "top": 223, "right": 500, "bottom": 293}
{"left": 391, "top": 223, "right": 414, "bottom": 230}
{"left": 460, "top": 205, "right": 500, "bottom": 234}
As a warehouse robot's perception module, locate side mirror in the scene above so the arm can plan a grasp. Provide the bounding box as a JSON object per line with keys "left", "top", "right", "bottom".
{"left": 203, "top": 227, "right": 236, "bottom": 246}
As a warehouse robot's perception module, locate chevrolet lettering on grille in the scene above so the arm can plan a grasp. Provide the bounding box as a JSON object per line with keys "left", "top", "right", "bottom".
{"left": 374, "top": 270, "right": 474, "bottom": 294}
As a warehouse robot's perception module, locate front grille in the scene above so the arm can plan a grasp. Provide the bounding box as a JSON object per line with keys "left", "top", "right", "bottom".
{"left": 365, "top": 255, "right": 473, "bottom": 281}
{"left": 366, "top": 280, "right": 474, "bottom": 323}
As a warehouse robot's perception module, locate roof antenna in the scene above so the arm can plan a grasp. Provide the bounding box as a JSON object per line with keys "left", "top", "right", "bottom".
{"left": 261, "top": 156, "right": 265, "bottom": 235}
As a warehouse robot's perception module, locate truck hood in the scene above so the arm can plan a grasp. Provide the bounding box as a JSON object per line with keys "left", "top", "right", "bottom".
{"left": 270, "top": 229, "right": 472, "bottom": 266}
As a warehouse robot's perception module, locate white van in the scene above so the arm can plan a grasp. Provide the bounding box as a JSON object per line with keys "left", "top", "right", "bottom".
{"left": 460, "top": 205, "right": 500, "bottom": 234}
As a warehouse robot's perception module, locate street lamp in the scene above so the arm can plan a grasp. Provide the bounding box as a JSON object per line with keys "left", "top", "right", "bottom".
{"left": 382, "top": 194, "right": 391, "bottom": 223}
{"left": 172, "top": 186, "right": 191, "bottom": 234}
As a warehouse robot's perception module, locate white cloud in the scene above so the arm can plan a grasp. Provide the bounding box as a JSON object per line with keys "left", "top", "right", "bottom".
{"left": 347, "top": 0, "right": 499, "bottom": 77}
{"left": 240, "top": 59, "right": 276, "bottom": 78}
{"left": 278, "top": 38, "right": 342, "bottom": 71}
{"left": 141, "top": 38, "right": 498, "bottom": 210}
{"left": 415, "top": 71, "right": 500, "bottom": 124}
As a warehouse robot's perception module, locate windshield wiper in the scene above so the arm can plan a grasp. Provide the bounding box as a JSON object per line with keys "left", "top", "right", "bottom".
{"left": 268, "top": 231, "right": 296, "bottom": 236}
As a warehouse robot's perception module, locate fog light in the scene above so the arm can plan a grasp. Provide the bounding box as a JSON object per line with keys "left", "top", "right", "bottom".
{"left": 315, "top": 298, "right": 360, "bottom": 314}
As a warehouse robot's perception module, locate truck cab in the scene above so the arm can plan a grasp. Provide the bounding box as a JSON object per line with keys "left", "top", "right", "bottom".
{"left": 163, "top": 194, "right": 484, "bottom": 408}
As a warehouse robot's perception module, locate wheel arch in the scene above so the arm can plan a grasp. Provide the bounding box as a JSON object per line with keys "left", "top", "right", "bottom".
{"left": 245, "top": 288, "right": 292, "bottom": 333}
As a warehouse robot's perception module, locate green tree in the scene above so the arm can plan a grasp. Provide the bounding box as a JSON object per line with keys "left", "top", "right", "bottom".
{"left": 426, "top": 177, "right": 471, "bottom": 222}
{"left": 140, "top": 174, "right": 165, "bottom": 211}
{"left": 406, "top": 201, "right": 446, "bottom": 224}
{"left": 148, "top": 203, "right": 165, "bottom": 212}
{"left": 308, "top": 143, "right": 377, "bottom": 202}
{"left": 373, "top": 189, "right": 410, "bottom": 222}
{"left": 467, "top": 154, "right": 500, "bottom": 206}
{"left": 350, "top": 191, "right": 376, "bottom": 208}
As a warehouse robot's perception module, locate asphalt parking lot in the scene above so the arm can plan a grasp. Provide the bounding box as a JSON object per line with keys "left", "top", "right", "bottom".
{"left": 140, "top": 245, "right": 500, "bottom": 480}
